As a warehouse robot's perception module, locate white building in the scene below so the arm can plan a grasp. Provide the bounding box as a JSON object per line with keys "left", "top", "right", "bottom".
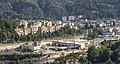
{"left": 68, "top": 16, "right": 75, "bottom": 21}
{"left": 79, "top": 24, "right": 85, "bottom": 28}
{"left": 62, "top": 16, "right": 67, "bottom": 22}
{"left": 36, "top": 21, "right": 42, "bottom": 27}
{"left": 102, "top": 32, "right": 115, "bottom": 37}
{"left": 56, "top": 20, "right": 62, "bottom": 25}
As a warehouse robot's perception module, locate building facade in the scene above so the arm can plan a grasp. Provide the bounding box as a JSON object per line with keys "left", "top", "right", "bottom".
{"left": 15, "top": 20, "right": 64, "bottom": 36}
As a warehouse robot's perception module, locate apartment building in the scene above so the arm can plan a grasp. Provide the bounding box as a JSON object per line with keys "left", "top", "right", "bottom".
{"left": 15, "top": 20, "right": 64, "bottom": 36}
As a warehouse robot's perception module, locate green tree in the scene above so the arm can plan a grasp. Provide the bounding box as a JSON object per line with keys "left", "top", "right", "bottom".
{"left": 87, "top": 46, "right": 99, "bottom": 63}
{"left": 0, "top": 14, "right": 2, "bottom": 21}
{"left": 116, "top": 58, "right": 120, "bottom": 64}
{"left": 88, "top": 29, "right": 98, "bottom": 40}
{"left": 88, "top": 61, "right": 92, "bottom": 64}
{"left": 105, "top": 58, "right": 113, "bottom": 64}
{"left": 0, "top": 32, "right": 7, "bottom": 41}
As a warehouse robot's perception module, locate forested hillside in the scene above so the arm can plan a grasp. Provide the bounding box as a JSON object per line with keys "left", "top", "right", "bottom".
{"left": 0, "top": 0, "right": 120, "bottom": 19}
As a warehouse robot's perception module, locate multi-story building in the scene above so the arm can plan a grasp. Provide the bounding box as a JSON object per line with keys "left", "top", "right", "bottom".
{"left": 15, "top": 20, "right": 64, "bottom": 36}
{"left": 15, "top": 27, "right": 38, "bottom": 36}
{"left": 62, "top": 16, "right": 67, "bottom": 22}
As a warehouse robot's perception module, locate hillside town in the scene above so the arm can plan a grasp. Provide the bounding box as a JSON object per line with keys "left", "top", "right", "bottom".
{"left": 0, "top": 15, "right": 120, "bottom": 64}
{"left": 15, "top": 16, "right": 120, "bottom": 37}
{"left": 1, "top": 0, "right": 120, "bottom": 64}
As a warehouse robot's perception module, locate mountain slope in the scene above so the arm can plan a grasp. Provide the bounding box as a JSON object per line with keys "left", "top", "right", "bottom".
{"left": 0, "top": 0, "right": 120, "bottom": 19}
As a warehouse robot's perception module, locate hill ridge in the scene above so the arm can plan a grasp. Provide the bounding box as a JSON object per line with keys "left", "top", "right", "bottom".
{"left": 0, "top": 0, "right": 120, "bottom": 19}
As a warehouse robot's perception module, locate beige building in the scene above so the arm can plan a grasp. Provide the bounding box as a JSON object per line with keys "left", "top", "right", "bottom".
{"left": 15, "top": 20, "right": 64, "bottom": 36}
{"left": 15, "top": 27, "right": 38, "bottom": 36}
{"left": 41, "top": 20, "right": 52, "bottom": 26}
{"left": 39, "top": 25, "right": 63, "bottom": 33}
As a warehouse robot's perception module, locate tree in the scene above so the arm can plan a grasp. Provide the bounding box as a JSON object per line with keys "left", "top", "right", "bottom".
{"left": 16, "top": 58, "right": 20, "bottom": 64}
{"left": 0, "top": 32, "right": 7, "bottom": 41}
{"left": 85, "top": 23, "right": 89, "bottom": 29}
{"left": 116, "top": 58, "right": 120, "bottom": 64}
{"left": 87, "top": 46, "right": 99, "bottom": 63}
{"left": 90, "top": 25, "right": 94, "bottom": 29}
{"left": 20, "top": 36, "right": 27, "bottom": 42}
{"left": 105, "top": 58, "right": 113, "bottom": 64}
{"left": 15, "top": 33, "right": 20, "bottom": 41}
{"left": 88, "top": 61, "right": 92, "bottom": 64}
{"left": 0, "top": 14, "right": 2, "bottom": 21}
{"left": 88, "top": 29, "right": 98, "bottom": 39}
{"left": 61, "top": 52, "right": 65, "bottom": 60}
{"left": 9, "top": 62, "right": 16, "bottom": 64}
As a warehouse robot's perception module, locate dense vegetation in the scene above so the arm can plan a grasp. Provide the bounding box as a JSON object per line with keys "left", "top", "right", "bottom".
{"left": 87, "top": 29, "right": 99, "bottom": 40}
{"left": 87, "top": 40, "right": 120, "bottom": 64}
{"left": 52, "top": 52, "right": 87, "bottom": 64}
{"left": 0, "top": 15, "right": 19, "bottom": 43}
{"left": 1, "top": 0, "right": 120, "bottom": 19}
